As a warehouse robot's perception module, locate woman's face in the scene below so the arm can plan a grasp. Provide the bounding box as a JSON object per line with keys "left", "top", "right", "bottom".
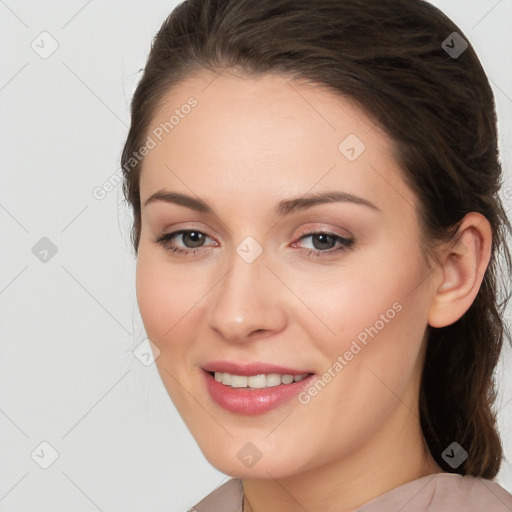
{"left": 136, "top": 71, "right": 439, "bottom": 478}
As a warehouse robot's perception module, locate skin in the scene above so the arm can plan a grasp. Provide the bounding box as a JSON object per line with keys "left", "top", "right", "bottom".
{"left": 135, "top": 69, "right": 492, "bottom": 511}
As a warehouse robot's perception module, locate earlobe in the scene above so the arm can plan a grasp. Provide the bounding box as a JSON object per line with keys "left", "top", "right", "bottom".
{"left": 427, "top": 213, "right": 492, "bottom": 328}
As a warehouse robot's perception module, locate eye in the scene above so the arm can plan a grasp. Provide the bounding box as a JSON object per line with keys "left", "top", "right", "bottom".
{"left": 292, "top": 231, "right": 354, "bottom": 258}
{"left": 155, "top": 229, "right": 217, "bottom": 256}
{"left": 155, "top": 228, "right": 354, "bottom": 259}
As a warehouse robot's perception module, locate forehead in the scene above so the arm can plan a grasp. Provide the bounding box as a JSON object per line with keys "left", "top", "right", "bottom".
{"left": 145, "top": 69, "right": 385, "bottom": 155}
{"left": 138, "top": 70, "right": 417, "bottom": 217}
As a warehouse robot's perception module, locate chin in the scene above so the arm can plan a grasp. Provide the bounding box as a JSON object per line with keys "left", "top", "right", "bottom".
{"left": 192, "top": 434, "right": 314, "bottom": 480}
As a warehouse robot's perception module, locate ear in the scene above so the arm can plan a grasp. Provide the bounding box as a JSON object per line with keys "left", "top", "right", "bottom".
{"left": 427, "top": 212, "right": 492, "bottom": 328}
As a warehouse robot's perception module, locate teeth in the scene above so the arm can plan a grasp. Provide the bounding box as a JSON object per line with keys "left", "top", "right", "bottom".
{"left": 213, "top": 371, "right": 310, "bottom": 388}
{"left": 230, "top": 375, "right": 247, "bottom": 388}
{"left": 248, "top": 374, "right": 266, "bottom": 388}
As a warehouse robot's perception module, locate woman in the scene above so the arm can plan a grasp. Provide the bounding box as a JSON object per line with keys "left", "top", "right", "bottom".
{"left": 121, "top": 0, "right": 512, "bottom": 510}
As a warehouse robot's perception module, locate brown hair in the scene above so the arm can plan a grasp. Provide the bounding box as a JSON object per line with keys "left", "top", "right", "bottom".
{"left": 121, "top": 0, "right": 512, "bottom": 478}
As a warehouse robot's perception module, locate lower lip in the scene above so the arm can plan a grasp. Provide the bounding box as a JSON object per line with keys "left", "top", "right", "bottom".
{"left": 202, "top": 370, "right": 317, "bottom": 415}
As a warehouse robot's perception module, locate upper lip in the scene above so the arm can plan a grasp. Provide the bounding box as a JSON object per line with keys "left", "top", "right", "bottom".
{"left": 202, "top": 360, "right": 314, "bottom": 376}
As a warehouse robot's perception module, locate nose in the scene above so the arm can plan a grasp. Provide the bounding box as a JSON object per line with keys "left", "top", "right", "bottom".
{"left": 206, "top": 250, "right": 287, "bottom": 343}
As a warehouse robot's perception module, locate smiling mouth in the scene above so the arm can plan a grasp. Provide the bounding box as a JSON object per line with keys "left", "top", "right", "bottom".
{"left": 207, "top": 370, "right": 314, "bottom": 389}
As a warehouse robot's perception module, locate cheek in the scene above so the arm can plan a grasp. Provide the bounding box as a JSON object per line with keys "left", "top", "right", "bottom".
{"left": 136, "top": 258, "right": 167, "bottom": 340}
{"left": 135, "top": 252, "right": 191, "bottom": 345}
{"left": 135, "top": 253, "right": 199, "bottom": 408}
{"left": 135, "top": 249, "right": 215, "bottom": 365}
{"left": 291, "top": 242, "right": 423, "bottom": 340}
{"left": 292, "top": 239, "right": 429, "bottom": 395}
{"left": 328, "top": 249, "right": 428, "bottom": 397}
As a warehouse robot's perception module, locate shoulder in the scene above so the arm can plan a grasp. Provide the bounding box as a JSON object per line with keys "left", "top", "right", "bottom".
{"left": 175, "top": 473, "right": 512, "bottom": 511}
{"left": 429, "top": 473, "right": 512, "bottom": 510}
{"left": 358, "top": 472, "right": 512, "bottom": 511}
{"left": 181, "top": 477, "right": 243, "bottom": 512}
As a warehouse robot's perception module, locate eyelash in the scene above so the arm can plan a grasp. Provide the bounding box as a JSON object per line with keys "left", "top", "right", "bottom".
{"left": 155, "top": 229, "right": 355, "bottom": 259}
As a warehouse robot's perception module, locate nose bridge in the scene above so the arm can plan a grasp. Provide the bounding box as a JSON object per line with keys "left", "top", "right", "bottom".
{"left": 206, "top": 242, "right": 286, "bottom": 341}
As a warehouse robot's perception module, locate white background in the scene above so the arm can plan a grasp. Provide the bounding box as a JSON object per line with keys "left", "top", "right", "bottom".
{"left": 0, "top": 1, "right": 511, "bottom": 511}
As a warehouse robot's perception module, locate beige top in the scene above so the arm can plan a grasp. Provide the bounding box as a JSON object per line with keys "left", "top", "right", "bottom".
{"left": 186, "top": 472, "right": 512, "bottom": 512}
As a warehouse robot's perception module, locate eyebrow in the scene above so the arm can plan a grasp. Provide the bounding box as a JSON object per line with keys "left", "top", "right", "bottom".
{"left": 143, "top": 189, "right": 381, "bottom": 216}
